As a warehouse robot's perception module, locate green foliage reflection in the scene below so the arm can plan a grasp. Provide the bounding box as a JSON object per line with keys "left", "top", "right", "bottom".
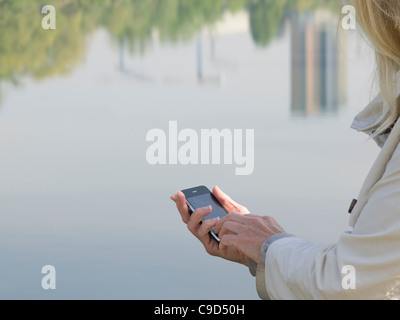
{"left": 0, "top": 0, "right": 339, "bottom": 82}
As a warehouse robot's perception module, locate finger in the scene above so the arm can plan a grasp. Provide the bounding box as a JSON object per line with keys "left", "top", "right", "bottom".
{"left": 187, "top": 205, "right": 212, "bottom": 234}
{"left": 175, "top": 191, "right": 191, "bottom": 223}
{"left": 219, "top": 234, "right": 240, "bottom": 252}
{"left": 214, "top": 212, "right": 249, "bottom": 234}
{"left": 212, "top": 186, "right": 249, "bottom": 214}
{"left": 212, "top": 186, "right": 237, "bottom": 212}
{"left": 217, "top": 220, "right": 245, "bottom": 238}
{"left": 219, "top": 233, "right": 249, "bottom": 255}
{"left": 197, "top": 217, "right": 219, "bottom": 239}
{"left": 170, "top": 194, "right": 177, "bottom": 201}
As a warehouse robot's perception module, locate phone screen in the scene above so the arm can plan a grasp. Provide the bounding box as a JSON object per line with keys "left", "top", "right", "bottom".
{"left": 187, "top": 193, "right": 228, "bottom": 221}
{"left": 182, "top": 186, "right": 229, "bottom": 241}
{"left": 186, "top": 191, "right": 228, "bottom": 232}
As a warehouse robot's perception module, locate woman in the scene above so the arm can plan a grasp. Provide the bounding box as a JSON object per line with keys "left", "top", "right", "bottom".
{"left": 171, "top": 0, "right": 400, "bottom": 299}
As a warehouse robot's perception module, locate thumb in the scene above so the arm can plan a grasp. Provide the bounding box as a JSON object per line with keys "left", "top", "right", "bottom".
{"left": 212, "top": 186, "right": 249, "bottom": 214}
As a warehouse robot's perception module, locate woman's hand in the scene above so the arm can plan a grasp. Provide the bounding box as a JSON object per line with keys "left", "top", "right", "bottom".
{"left": 170, "top": 186, "right": 250, "bottom": 266}
{"left": 214, "top": 213, "right": 286, "bottom": 265}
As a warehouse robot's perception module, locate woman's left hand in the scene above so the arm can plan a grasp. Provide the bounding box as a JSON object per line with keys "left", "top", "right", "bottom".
{"left": 213, "top": 213, "right": 286, "bottom": 265}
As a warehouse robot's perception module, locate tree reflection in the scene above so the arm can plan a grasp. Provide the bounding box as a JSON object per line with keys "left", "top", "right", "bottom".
{"left": 0, "top": 0, "right": 340, "bottom": 88}
{"left": 0, "top": 1, "right": 88, "bottom": 80}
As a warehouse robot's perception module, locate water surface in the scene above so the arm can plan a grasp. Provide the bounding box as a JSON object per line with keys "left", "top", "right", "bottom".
{"left": 0, "top": 0, "right": 379, "bottom": 299}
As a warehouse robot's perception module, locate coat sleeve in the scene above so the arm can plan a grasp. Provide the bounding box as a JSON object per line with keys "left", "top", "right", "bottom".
{"left": 258, "top": 142, "right": 400, "bottom": 300}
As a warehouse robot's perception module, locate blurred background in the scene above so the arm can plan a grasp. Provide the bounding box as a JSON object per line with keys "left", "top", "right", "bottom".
{"left": 0, "top": 0, "right": 380, "bottom": 299}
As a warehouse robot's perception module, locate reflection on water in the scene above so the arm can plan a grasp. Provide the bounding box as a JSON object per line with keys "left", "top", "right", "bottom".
{"left": 0, "top": 0, "right": 341, "bottom": 111}
{"left": 290, "top": 9, "right": 347, "bottom": 116}
{"left": 0, "top": 0, "right": 374, "bottom": 300}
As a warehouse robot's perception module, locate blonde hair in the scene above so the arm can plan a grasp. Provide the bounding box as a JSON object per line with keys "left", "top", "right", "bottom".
{"left": 350, "top": 0, "right": 400, "bottom": 135}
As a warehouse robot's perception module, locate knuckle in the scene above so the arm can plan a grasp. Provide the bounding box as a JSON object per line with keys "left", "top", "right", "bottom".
{"left": 198, "top": 226, "right": 210, "bottom": 237}
{"left": 219, "top": 234, "right": 230, "bottom": 246}
{"left": 219, "top": 235, "right": 226, "bottom": 246}
{"left": 251, "top": 217, "right": 264, "bottom": 228}
{"left": 204, "top": 218, "right": 215, "bottom": 228}
{"left": 192, "top": 209, "right": 204, "bottom": 222}
{"left": 226, "top": 212, "right": 238, "bottom": 219}
{"left": 222, "top": 221, "right": 231, "bottom": 229}
{"left": 264, "top": 216, "right": 276, "bottom": 224}
{"left": 247, "top": 214, "right": 257, "bottom": 222}
{"left": 220, "top": 221, "right": 232, "bottom": 234}
{"left": 187, "top": 221, "right": 195, "bottom": 233}
{"left": 217, "top": 226, "right": 224, "bottom": 237}
{"left": 192, "top": 208, "right": 201, "bottom": 217}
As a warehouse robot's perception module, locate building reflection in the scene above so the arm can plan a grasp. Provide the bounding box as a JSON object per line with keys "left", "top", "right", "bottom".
{"left": 290, "top": 9, "right": 347, "bottom": 116}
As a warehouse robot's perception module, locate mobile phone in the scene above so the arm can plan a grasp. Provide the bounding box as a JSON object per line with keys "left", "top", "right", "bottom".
{"left": 181, "top": 185, "right": 228, "bottom": 242}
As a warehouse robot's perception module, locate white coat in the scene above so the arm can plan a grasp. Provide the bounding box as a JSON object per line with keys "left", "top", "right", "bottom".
{"left": 256, "top": 92, "right": 400, "bottom": 300}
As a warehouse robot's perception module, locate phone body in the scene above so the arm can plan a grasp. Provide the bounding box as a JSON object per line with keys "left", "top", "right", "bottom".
{"left": 181, "top": 185, "right": 228, "bottom": 242}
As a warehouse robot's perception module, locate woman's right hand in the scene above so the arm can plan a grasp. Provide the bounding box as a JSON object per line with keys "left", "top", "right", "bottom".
{"left": 170, "top": 186, "right": 250, "bottom": 266}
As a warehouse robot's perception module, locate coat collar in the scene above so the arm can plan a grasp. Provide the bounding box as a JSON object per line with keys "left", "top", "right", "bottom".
{"left": 349, "top": 80, "right": 400, "bottom": 227}
{"left": 351, "top": 80, "right": 400, "bottom": 148}
{"left": 350, "top": 94, "right": 388, "bottom": 148}
{"left": 349, "top": 109, "right": 400, "bottom": 227}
